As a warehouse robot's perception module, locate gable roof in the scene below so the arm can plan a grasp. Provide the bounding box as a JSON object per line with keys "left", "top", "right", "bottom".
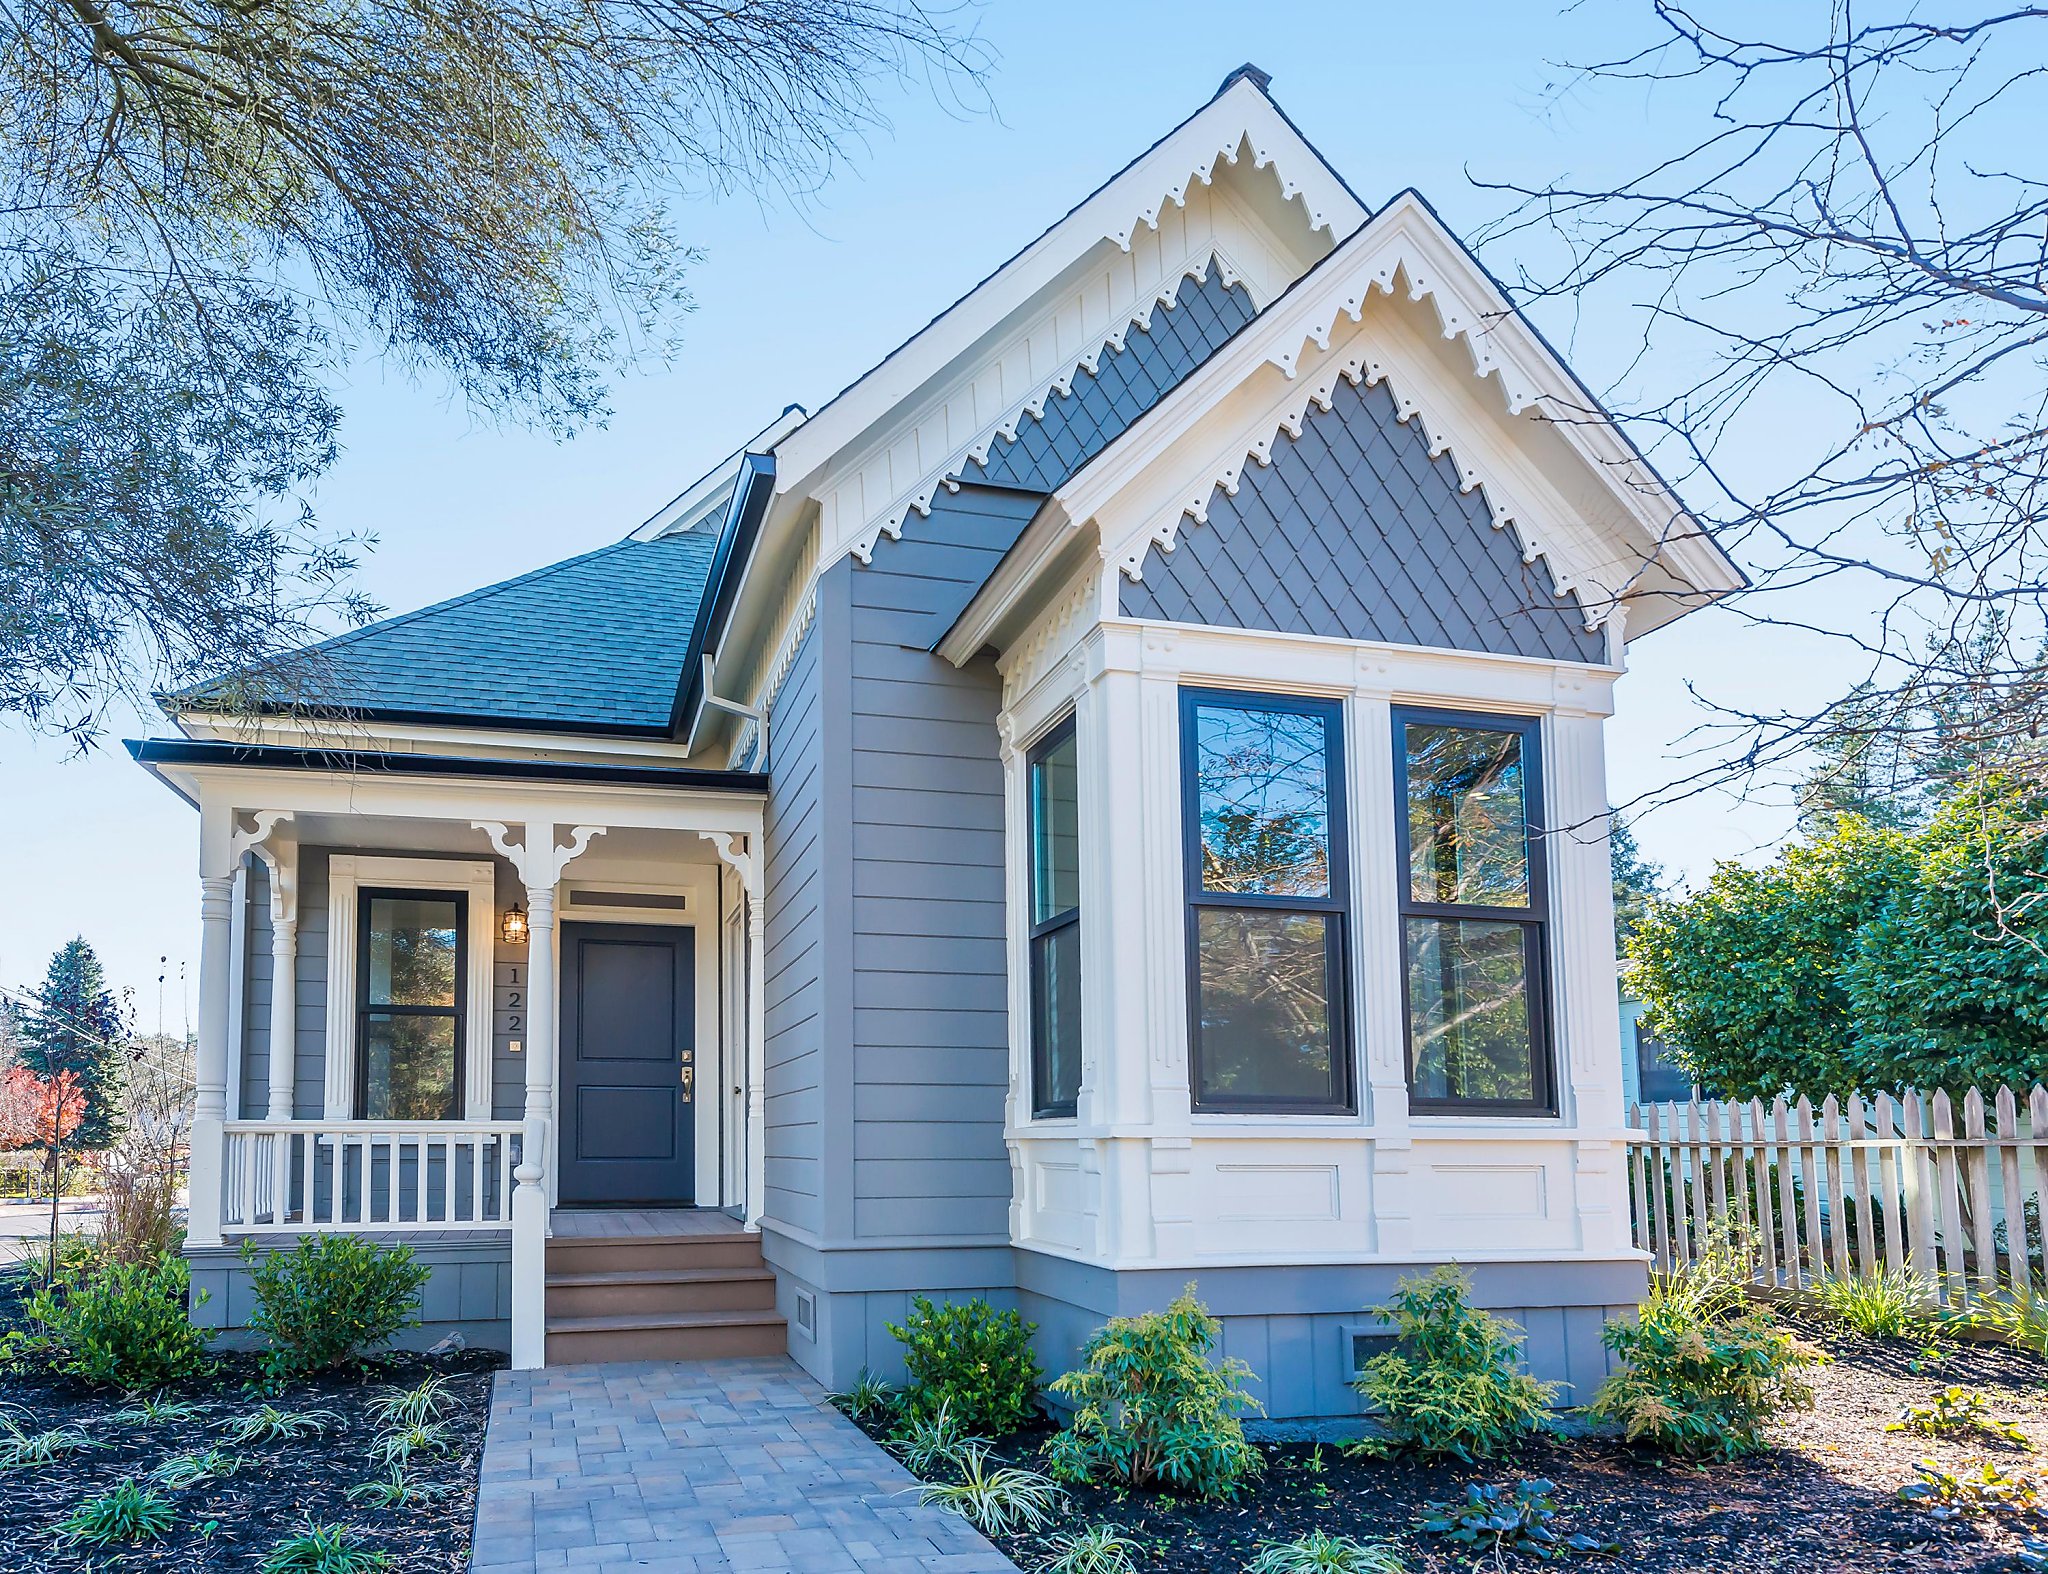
{"left": 184, "top": 531, "right": 720, "bottom": 737}
{"left": 944, "top": 190, "right": 1744, "bottom": 662}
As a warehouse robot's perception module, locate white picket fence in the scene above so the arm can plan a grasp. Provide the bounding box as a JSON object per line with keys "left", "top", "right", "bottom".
{"left": 1627, "top": 1086, "right": 2048, "bottom": 1303}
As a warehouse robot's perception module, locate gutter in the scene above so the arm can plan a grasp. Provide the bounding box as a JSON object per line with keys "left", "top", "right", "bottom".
{"left": 668, "top": 450, "right": 778, "bottom": 740}
{"left": 126, "top": 737, "right": 768, "bottom": 795}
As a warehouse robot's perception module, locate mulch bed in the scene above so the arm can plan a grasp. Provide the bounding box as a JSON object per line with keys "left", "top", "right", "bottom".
{"left": 862, "top": 1316, "right": 2048, "bottom": 1572}
{"left": 0, "top": 1270, "right": 505, "bottom": 1571}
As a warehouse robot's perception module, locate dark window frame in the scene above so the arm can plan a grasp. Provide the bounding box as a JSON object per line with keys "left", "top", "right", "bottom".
{"left": 1180, "top": 686, "right": 1355, "bottom": 1116}
{"left": 1393, "top": 706, "right": 1555, "bottom": 1116}
{"left": 354, "top": 886, "right": 467, "bottom": 1121}
{"left": 1027, "top": 713, "right": 1081, "bottom": 1119}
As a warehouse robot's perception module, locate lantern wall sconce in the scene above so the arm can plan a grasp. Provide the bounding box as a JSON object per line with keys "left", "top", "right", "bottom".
{"left": 501, "top": 903, "right": 529, "bottom": 946}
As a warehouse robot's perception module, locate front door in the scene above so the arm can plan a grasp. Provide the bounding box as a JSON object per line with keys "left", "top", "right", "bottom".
{"left": 558, "top": 922, "right": 694, "bottom": 1205}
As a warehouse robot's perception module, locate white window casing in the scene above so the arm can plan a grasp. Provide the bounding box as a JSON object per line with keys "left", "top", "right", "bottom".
{"left": 324, "top": 855, "right": 497, "bottom": 1122}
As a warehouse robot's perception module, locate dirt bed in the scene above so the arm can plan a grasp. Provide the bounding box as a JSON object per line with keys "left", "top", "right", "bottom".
{"left": 870, "top": 1317, "right": 2048, "bottom": 1573}
{"left": 0, "top": 1275, "right": 502, "bottom": 1572}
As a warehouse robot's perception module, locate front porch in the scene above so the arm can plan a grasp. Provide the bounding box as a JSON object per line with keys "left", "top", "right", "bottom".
{"left": 136, "top": 742, "right": 772, "bottom": 1368}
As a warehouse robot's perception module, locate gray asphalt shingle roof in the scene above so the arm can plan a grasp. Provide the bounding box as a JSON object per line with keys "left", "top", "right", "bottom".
{"left": 227, "top": 530, "right": 718, "bottom": 734}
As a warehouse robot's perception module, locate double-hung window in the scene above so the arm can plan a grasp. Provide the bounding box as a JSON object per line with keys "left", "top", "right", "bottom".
{"left": 1182, "top": 689, "right": 1353, "bottom": 1113}
{"left": 356, "top": 889, "right": 465, "bottom": 1121}
{"left": 1396, "top": 709, "right": 1553, "bottom": 1113}
{"left": 1028, "top": 717, "right": 1082, "bottom": 1118}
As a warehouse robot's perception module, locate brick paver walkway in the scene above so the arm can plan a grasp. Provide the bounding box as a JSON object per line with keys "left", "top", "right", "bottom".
{"left": 469, "top": 1356, "right": 1019, "bottom": 1573}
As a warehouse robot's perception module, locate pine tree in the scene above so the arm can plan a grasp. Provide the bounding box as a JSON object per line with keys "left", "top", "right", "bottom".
{"left": 16, "top": 938, "right": 128, "bottom": 1150}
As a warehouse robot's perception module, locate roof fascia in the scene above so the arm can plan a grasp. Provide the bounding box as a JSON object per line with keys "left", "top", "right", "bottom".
{"left": 169, "top": 709, "right": 701, "bottom": 762}
{"left": 669, "top": 450, "right": 778, "bottom": 739}
{"left": 127, "top": 737, "right": 768, "bottom": 795}
{"left": 766, "top": 78, "right": 1365, "bottom": 505}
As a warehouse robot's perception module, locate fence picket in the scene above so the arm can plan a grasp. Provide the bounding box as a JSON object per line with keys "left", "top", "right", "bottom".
{"left": 1845, "top": 1094, "right": 1874, "bottom": 1279}
{"left": 1672, "top": 1100, "right": 1694, "bottom": 1266}
{"left": 1963, "top": 1089, "right": 1997, "bottom": 1299}
{"left": 1997, "top": 1087, "right": 2026, "bottom": 1292}
{"left": 1820, "top": 1095, "right": 1850, "bottom": 1278}
{"left": 1774, "top": 1097, "right": 1802, "bottom": 1287}
{"left": 2028, "top": 1087, "right": 2048, "bottom": 1289}
{"left": 1932, "top": 1092, "right": 1968, "bottom": 1301}
{"left": 1874, "top": 1094, "right": 1905, "bottom": 1277}
{"left": 1647, "top": 1103, "right": 1672, "bottom": 1272}
{"left": 1748, "top": 1098, "right": 1778, "bottom": 1284}
{"left": 1725, "top": 1100, "right": 1752, "bottom": 1245}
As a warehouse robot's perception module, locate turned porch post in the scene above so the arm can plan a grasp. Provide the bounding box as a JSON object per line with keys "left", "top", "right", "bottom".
{"left": 474, "top": 819, "right": 604, "bottom": 1371}
{"left": 256, "top": 840, "right": 300, "bottom": 1122}
{"left": 188, "top": 806, "right": 238, "bottom": 1250}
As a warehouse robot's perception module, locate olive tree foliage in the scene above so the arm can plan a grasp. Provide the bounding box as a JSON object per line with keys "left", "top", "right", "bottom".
{"left": 1626, "top": 774, "right": 2048, "bottom": 1098}
{"left": 1478, "top": 5, "right": 2048, "bottom": 817}
{"left": 0, "top": 0, "right": 987, "bottom": 745}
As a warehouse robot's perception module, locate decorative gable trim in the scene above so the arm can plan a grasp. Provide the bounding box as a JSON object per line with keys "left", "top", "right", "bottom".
{"left": 1110, "top": 337, "right": 1600, "bottom": 627}
{"left": 1052, "top": 193, "right": 1742, "bottom": 642}
{"left": 1106, "top": 130, "right": 1346, "bottom": 252}
{"left": 847, "top": 251, "right": 1249, "bottom": 568}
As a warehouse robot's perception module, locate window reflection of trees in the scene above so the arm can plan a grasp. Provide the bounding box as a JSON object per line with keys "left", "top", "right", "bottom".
{"left": 1405, "top": 724, "right": 1527, "bottom": 907}
{"left": 1195, "top": 910, "right": 1334, "bottom": 1100}
{"left": 1407, "top": 919, "right": 1532, "bottom": 1103}
{"left": 1197, "top": 709, "right": 1330, "bottom": 897}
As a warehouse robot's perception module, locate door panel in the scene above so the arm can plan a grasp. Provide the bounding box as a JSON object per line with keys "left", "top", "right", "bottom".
{"left": 558, "top": 923, "right": 694, "bottom": 1205}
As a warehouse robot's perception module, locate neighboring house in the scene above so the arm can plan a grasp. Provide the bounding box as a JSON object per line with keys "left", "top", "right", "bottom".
{"left": 131, "top": 67, "right": 1741, "bottom": 1414}
{"left": 1619, "top": 991, "right": 1693, "bottom": 1107}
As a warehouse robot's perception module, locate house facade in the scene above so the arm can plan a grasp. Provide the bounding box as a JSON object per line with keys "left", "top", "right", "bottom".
{"left": 134, "top": 68, "right": 1740, "bottom": 1415}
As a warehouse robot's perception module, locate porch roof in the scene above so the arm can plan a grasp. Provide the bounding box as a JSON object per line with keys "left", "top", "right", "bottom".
{"left": 128, "top": 737, "right": 767, "bottom": 810}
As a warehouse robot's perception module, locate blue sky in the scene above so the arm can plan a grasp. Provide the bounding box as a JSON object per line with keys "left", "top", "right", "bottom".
{"left": 0, "top": 2, "right": 1864, "bottom": 1012}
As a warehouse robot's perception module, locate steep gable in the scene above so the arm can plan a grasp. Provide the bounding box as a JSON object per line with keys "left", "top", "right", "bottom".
{"left": 855, "top": 266, "right": 1255, "bottom": 647}
{"left": 1118, "top": 374, "right": 1607, "bottom": 663}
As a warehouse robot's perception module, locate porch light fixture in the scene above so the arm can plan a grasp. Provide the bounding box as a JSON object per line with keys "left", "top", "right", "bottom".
{"left": 500, "top": 903, "right": 528, "bottom": 946}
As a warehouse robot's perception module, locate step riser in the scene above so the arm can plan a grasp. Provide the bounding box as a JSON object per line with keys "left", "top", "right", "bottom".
{"left": 546, "top": 1239, "right": 763, "bottom": 1274}
{"left": 547, "top": 1279, "right": 776, "bottom": 1319}
{"left": 547, "top": 1322, "right": 787, "bottom": 1364}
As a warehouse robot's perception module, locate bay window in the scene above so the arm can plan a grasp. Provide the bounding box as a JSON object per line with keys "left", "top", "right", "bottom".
{"left": 1396, "top": 709, "right": 1553, "bottom": 1113}
{"left": 356, "top": 890, "right": 464, "bottom": 1120}
{"left": 1182, "top": 689, "right": 1352, "bottom": 1113}
{"left": 1028, "top": 717, "right": 1081, "bottom": 1117}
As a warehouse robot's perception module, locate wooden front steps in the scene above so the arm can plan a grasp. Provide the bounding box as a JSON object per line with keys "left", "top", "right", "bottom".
{"left": 545, "top": 1212, "right": 785, "bottom": 1365}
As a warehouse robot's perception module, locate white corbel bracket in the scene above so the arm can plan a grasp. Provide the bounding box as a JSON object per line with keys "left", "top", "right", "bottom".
{"left": 233, "top": 811, "right": 299, "bottom": 925}
{"left": 704, "top": 831, "right": 763, "bottom": 905}
{"left": 473, "top": 821, "right": 607, "bottom": 889}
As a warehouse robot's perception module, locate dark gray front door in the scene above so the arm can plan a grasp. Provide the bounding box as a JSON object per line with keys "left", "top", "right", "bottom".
{"left": 558, "top": 922, "right": 694, "bottom": 1205}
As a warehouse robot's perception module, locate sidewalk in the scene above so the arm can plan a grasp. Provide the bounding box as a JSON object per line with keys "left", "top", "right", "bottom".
{"left": 470, "top": 1356, "right": 1018, "bottom": 1574}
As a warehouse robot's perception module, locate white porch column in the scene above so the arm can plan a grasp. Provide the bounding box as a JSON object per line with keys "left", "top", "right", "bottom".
{"left": 511, "top": 884, "right": 558, "bottom": 1369}
{"left": 707, "top": 831, "right": 767, "bottom": 1230}
{"left": 188, "top": 805, "right": 238, "bottom": 1250}
{"left": 254, "top": 838, "right": 301, "bottom": 1122}
{"left": 475, "top": 820, "right": 605, "bottom": 1370}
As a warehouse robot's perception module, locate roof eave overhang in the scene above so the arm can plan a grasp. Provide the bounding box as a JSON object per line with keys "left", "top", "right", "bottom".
{"left": 127, "top": 737, "right": 769, "bottom": 802}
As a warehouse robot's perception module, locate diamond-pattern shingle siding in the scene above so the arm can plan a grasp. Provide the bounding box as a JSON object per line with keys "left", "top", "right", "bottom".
{"left": 1119, "top": 375, "right": 1609, "bottom": 664}
{"left": 242, "top": 531, "right": 718, "bottom": 732}
{"left": 965, "top": 267, "right": 1256, "bottom": 492}
{"left": 856, "top": 268, "right": 1255, "bottom": 644}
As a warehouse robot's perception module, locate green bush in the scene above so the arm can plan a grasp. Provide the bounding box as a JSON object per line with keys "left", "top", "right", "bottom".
{"left": 12, "top": 1251, "right": 211, "bottom": 1388}
{"left": 1045, "top": 1285, "right": 1263, "bottom": 1500}
{"left": 243, "top": 1236, "right": 429, "bottom": 1378}
{"left": 1350, "top": 1265, "right": 1555, "bottom": 1461}
{"left": 886, "top": 1295, "right": 1042, "bottom": 1435}
{"left": 1591, "top": 1255, "right": 1825, "bottom": 1459}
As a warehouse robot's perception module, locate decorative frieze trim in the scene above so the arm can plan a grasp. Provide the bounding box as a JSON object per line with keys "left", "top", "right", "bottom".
{"left": 1105, "top": 334, "right": 1606, "bottom": 631}
{"left": 848, "top": 251, "right": 1245, "bottom": 568}
{"left": 1106, "top": 130, "right": 1345, "bottom": 252}
{"left": 999, "top": 570, "right": 1100, "bottom": 710}
{"left": 726, "top": 541, "right": 819, "bottom": 770}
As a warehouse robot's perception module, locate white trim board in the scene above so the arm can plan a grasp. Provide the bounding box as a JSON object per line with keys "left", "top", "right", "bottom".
{"left": 323, "top": 855, "right": 498, "bottom": 1122}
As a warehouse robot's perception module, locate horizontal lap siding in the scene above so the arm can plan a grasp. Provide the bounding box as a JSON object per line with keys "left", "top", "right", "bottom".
{"left": 764, "top": 619, "right": 829, "bottom": 1236}
{"left": 846, "top": 494, "right": 1020, "bottom": 1243}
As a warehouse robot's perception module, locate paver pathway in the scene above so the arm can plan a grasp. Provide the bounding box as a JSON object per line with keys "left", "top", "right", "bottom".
{"left": 470, "top": 1356, "right": 1020, "bottom": 1573}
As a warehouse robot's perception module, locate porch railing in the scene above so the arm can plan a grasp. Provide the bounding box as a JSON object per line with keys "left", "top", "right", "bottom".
{"left": 221, "top": 1120, "right": 523, "bottom": 1233}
